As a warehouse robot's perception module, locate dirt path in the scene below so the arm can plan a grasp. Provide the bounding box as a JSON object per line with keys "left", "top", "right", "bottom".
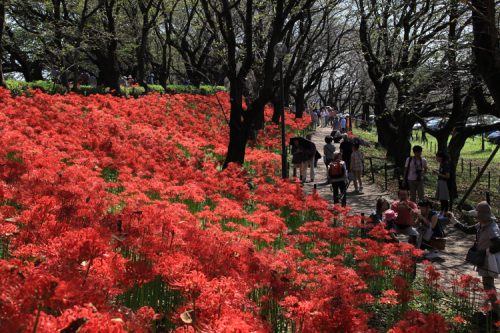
{"left": 302, "top": 126, "right": 479, "bottom": 287}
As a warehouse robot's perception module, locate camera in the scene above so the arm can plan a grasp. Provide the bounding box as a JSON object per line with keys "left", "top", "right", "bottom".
{"left": 416, "top": 169, "right": 423, "bottom": 181}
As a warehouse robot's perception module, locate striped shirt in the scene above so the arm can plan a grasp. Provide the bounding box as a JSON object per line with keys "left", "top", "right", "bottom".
{"left": 350, "top": 151, "right": 364, "bottom": 171}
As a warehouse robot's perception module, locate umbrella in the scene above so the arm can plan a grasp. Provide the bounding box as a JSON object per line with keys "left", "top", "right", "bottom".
{"left": 487, "top": 131, "right": 500, "bottom": 144}
{"left": 290, "top": 137, "right": 316, "bottom": 163}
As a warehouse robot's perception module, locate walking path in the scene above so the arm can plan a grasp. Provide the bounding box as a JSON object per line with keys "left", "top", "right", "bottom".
{"left": 302, "top": 126, "right": 479, "bottom": 288}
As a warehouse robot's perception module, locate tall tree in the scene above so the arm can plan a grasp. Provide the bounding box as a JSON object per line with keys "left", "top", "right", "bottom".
{"left": 357, "top": 0, "right": 449, "bottom": 167}
{"left": 86, "top": 0, "right": 121, "bottom": 91}
{"left": 0, "top": 0, "right": 6, "bottom": 87}
{"left": 201, "top": 0, "right": 317, "bottom": 167}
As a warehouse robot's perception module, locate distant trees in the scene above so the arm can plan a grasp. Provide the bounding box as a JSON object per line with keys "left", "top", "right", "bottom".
{"left": 1, "top": 0, "right": 499, "bottom": 169}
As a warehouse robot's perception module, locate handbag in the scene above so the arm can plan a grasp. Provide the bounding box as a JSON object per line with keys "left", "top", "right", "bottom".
{"left": 465, "top": 226, "right": 486, "bottom": 266}
{"left": 466, "top": 245, "right": 486, "bottom": 266}
{"left": 428, "top": 237, "right": 446, "bottom": 251}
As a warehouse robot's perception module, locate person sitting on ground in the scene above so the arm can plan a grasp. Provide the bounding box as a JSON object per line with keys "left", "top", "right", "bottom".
{"left": 453, "top": 202, "right": 500, "bottom": 320}
{"left": 390, "top": 188, "right": 420, "bottom": 246}
{"left": 350, "top": 143, "right": 364, "bottom": 194}
{"left": 370, "top": 198, "right": 391, "bottom": 225}
{"left": 382, "top": 209, "right": 400, "bottom": 242}
{"left": 328, "top": 152, "right": 348, "bottom": 207}
{"left": 416, "top": 198, "right": 445, "bottom": 259}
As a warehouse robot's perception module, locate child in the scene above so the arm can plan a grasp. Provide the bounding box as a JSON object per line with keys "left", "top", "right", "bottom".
{"left": 350, "top": 143, "right": 364, "bottom": 194}
{"left": 370, "top": 198, "right": 391, "bottom": 224}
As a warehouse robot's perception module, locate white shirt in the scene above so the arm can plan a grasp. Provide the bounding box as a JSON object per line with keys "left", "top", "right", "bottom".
{"left": 405, "top": 156, "right": 427, "bottom": 181}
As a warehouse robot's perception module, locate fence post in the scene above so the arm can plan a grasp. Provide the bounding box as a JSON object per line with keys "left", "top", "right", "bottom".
{"left": 477, "top": 167, "right": 481, "bottom": 182}
{"left": 469, "top": 161, "right": 472, "bottom": 177}
{"left": 486, "top": 192, "right": 491, "bottom": 205}
{"left": 370, "top": 157, "right": 374, "bottom": 183}
{"left": 461, "top": 158, "right": 464, "bottom": 174}
{"left": 488, "top": 172, "right": 491, "bottom": 191}
{"left": 384, "top": 163, "right": 388, "bottom": 191}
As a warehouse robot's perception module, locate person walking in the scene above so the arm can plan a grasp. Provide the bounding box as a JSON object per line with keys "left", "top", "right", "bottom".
{"left": 403, "top": 145, "right": 428, "bottom": 203}
{"left": 305, "top": 134, "right": 317, "bottom": 182}
{"left": 453, "top": 202, "right": 500, "bottom": 320}
{"left": 433, "top": 152, "right": 451, "bottom": 213}
{"left": 339, "top": 134, "right": 353, "bottom": 171}
{"left": 328, "top": 152, "right": 348, "bottom": 206}
{"left": 323, "top": 135, "right": 336, "bottom": 170}
{"left": 310, "top": 110, "right": 318, "bottom": 129}
{"left": 350, "top": 143, "right": 364, "bottom": 194}
{"left": 332, "top": 116, "right": 340, "bottom": 132}
{"left": 328, "top": 108, "right": 336, "bottom": 127}
{"left": 340, "top": 116, "right": 347, "bottom": 133}
{"left": 291, "top": 138, "right": 308, "bottom": 182}
{"left": 321, "top": 109, "right": 328, "bottom": 127}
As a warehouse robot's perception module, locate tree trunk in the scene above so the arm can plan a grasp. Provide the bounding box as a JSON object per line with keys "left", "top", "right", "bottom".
{"left": 185, "top": 67, "right": 202, "bottom": 87}
{"left": 53, "top": 0, "right": 69, "bottom": 90}
{"left": 471, "top": 0, "right": 500, "bottom": 114}
{"left": 159, "top": 43, "right": 169, "bottom": 89}
{"left": 0, "top": 0, "right": 6, "bottom": 87}
{"left": 295, "top": 86, "right": 305, "bottom": 118}
{"left": 223, "top": 80, "right": 248, "bottom": 167}
{"left": 103, "top": 0, "right": 120, "bottom": 93}
{"left": 378, "top": 123, "right": 412, "bottom": 169}
{"left": 448, "top": 133, "right": 467, "bottom": 171}
{"left": 137, "top": 25, "right": 149, "bottom": 90}
{"left": 271, "top": 92, "right": 282, "bottom": 124}
{"left": 362, "top": 102, "right": 370, "bottom": 123}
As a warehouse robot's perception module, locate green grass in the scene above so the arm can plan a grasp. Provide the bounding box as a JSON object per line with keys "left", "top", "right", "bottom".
{"left": 352, "top": 126, "right": 500, "bottom": 214}
{"left": 5, "top": 80, "right": 225, "bottom": 97}
{"left": 353, "top": 127, "right": 500, "bottom": 162}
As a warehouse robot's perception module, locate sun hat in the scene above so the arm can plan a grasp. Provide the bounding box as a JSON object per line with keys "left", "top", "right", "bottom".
{"left": 384, "top": 209, "right": 398, "bottom": 221}
{"left": 463, "top": 201, "right": 496, "bottom": 222}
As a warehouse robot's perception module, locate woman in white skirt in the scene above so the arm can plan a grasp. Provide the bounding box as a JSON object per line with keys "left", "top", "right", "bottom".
{"left": 433, "top": 152, "right": 450, "bottom": 214}
{"left": 453, "top": 202, "right": 500, "bottom": 320}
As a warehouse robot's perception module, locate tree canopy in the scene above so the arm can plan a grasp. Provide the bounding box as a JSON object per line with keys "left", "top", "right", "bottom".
{"left": 1, "top": 0, "right": 499, "bottom": 168}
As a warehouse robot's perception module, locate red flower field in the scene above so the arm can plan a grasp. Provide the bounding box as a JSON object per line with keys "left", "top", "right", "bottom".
{"left": 0, "top": 88, "right": 467, "bottom": 332}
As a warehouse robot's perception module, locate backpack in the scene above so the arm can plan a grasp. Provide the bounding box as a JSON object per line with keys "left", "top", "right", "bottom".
{"left": 328, "top": 160, "right": 344, "bottom": 178}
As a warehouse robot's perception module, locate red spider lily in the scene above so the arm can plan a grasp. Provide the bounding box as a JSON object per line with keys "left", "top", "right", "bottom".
{"left": 0, "top": 87, "right": 459, "bottom": 331}
{"left": 389, "top": 310, "right": 449, "bottom": 332}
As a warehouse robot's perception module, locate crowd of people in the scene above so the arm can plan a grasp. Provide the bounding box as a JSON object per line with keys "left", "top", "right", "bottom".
{"left": 369, "top": 189, "right": 499, "bottom": 320}
{"left": 293, "top": 114, "right": 499, "bottom": 321}
{"left": 291, "top": 130, "right": 365, "bottom": 206}
{"left": 308, "top": 106, "right": 349, "bottom": 133}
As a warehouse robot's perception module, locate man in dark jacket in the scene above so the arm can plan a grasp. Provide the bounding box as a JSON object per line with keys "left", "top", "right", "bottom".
{"left": 339, "top": 134, "right": 353, "bottom": 170}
